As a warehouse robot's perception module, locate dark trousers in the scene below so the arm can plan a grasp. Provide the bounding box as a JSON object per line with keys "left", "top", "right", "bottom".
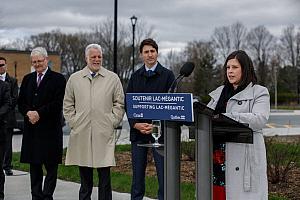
{"left": 30, "top": 163, "right": 58, "bottom": 200}
{"left": 3, "top": 128, "right": 13, "bottom": 170}
{"left": 131, "top": 141, "right": 164, "bottom": 200}
{"left": 79, "top": 166, "right": 112, "bottom": 200}
{"left": 0, "top": 143, "right": 5, "bottom": 199}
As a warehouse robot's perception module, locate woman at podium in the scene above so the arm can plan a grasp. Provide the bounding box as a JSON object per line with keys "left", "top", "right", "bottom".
{"left": 207, "top": 50, "right": 270, "bottom": 200}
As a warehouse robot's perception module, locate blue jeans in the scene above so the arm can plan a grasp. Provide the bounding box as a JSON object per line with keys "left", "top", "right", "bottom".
{"left": 131, "top": 141, "right": 164, "bottom": 200}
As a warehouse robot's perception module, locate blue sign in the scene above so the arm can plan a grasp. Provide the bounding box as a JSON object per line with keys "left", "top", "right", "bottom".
{"left": 126, "top": 93, "right": 194, "bottom": 122}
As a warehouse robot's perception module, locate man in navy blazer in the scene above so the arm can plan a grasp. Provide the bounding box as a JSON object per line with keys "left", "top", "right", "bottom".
{"left": 126, "top": 38, "right": 175, "bottom": 200}
{"left": 0, "top": 76, "right": 11, "bottom": 200}
{"left": 18, "top": 47, "right": 66, "bottom": 200}
{"left": 0, "top": 57, "right": 18, "bottom": 176}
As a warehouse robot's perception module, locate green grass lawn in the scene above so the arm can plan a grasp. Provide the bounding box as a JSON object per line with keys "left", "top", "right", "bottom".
{"left": 271, "top": 105, "right": 300, "bottom": 110}
{"left": 12, "top": 144, "right": 289, "bottom": 200}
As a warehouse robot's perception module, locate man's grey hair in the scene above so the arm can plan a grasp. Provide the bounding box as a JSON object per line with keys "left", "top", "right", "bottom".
{"left": 85, "top": 44, "right": 102, "bottom": 57}
{"left": 31, "top": 47, "right": 48, "bottom": 57}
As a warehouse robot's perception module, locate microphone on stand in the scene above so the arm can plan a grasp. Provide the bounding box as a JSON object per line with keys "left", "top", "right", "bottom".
{"left": 168, "top": 62, "right": 195, "bottom": 93}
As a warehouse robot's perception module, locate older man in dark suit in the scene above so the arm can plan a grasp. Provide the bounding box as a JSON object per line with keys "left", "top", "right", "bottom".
{"left": 18, "top": 47, "right": 66, "bottom": 200}
{"left": 0, "top": 57, "right": 18, "bottom": 176}
{"left": 0, "top": 77, "right": 11, "bottom": 200}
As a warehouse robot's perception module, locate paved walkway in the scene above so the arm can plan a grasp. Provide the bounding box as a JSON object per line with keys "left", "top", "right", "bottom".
{"left": 4, "top": 170, "right": 154, "bottom": 200}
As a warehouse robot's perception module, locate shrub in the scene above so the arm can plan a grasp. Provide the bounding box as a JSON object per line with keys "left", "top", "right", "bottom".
{"left": 265, "top": 136, "right": 300, "bottom": 184}
{"left": 269, "top": 92, "right": 298, "bottom": 105}
{"left": 181, "top": 141, "right": 195, "bottom": 161}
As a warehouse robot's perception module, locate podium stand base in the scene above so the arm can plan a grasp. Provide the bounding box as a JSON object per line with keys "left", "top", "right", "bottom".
{"left": 137, "top": 143, "right": 164, "bottom": 148}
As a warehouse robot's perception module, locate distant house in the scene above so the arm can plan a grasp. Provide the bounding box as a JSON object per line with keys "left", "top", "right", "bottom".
{"left": 0, "top": 49, "right": 61, "bottom": 85}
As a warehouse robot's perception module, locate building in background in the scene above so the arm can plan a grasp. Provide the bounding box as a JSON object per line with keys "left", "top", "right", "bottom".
{"left": 0, "top": 49, "right": 61, "bottom": 85}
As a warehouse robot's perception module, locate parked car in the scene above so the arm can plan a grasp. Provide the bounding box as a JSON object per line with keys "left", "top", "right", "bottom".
{"left": 14, "top": 107, "right": 24, "bottom": 134}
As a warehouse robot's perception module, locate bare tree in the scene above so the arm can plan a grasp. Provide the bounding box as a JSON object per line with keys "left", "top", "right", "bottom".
{"left": 30, "top": 30, "right": 61, "bottom": 51}
{"left": 3, "top": 37, "right": 31, "bottom": 50}
{"left": 230, "top": 22, "right": 247, "bottom": 50}
{"left": 280, "top": 25, "right": 300, "bottom": 103}
{"left": 184, "top": 40, "right": 217, "bottom": 97}
{"left": 26, "top": 30, "right": 88, "bottom": 77}
{"left": 212, "top": 22, "right": 247, "bottom": 63}
{"left": 269, "top": 45, "right": 283, "bottom": 108}
{"left": 246, "top": 25, "right": 274, "bottom": 87}
{"left": 89, "top": 19, "right": 116, "bottom": 72}
{"left": 164, "top": 49, "right": 184, "bottom": 76}
{"left": 280, "top": 25, "right": 300, "bottom": 68}
{"left": 59, "top": 32, "right": 88, "bottom": 76}
{"left": 89, "top": 18, "right": 154, "bottom": 86}
{"left": 212, "top": 26, "right": 231, "bottom": 61}
{"left": 0, "top": 10, "right": 5, "bottom": 48}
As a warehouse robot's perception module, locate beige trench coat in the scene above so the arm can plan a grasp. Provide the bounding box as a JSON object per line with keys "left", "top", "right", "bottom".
{"left": 63, "top": 66, "right": 125, "bottom": 168}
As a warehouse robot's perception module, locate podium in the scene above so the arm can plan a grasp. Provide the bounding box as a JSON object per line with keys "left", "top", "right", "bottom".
{"left": 164, "top": 102, "right": 253, "bottom": 200}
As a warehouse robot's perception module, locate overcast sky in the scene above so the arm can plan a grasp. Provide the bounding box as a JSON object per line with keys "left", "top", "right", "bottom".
{"left": 1, "top": 0, "right": 299, "bottom": 53}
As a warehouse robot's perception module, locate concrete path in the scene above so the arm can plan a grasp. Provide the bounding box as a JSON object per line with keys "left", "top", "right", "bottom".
{"left": 4, "top": 170, "right": 154, "bottom": 200}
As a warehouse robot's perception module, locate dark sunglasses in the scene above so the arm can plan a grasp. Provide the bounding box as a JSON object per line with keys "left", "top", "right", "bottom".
{"left": 0, "top": 64, "right": 5, "bottom": 67}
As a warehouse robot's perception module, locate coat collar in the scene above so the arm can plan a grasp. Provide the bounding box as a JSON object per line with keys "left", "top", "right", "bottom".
{"left": 82, "top": 66, "right": 107, "bottom": 79}
{"left": 32, "top": 68, "right": 52, "bottom": 89}
{"left": 4, "top": 73, "right": 12, "bottom": 83}
{"left": 210, "top": 83, "right": 255, "bottom": 101}
{"left": 137, "top": 62, "right": 164, "bottom": 77}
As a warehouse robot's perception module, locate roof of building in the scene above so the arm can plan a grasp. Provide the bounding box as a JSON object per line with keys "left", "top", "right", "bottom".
{"left": 0, "top": 49, "right": 60, "bottom": 56}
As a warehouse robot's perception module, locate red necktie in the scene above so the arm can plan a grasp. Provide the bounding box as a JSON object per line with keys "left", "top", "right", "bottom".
{"left": 37, "top": 73, "right": 43, "bottom": 87}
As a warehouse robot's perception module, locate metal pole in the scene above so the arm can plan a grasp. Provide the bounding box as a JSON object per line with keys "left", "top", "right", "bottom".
{"left": 14, "top": 61, "right": 17, "bottom": 79}
{"left": 164, "top": 121, "right": 181, "bottom": 200}
{"left": 274, "top": 66, "right": 277, "bottom": 109}
{"left": 132, "top": 24, "right": 135, "bottom": 73}
{"left": 195, "top": 113, "right": 212, "bottom": 200}
{"left": 113, "top": 0, "right": 118, "bottom": 74}
{"left": 297, "top": 72, "right": 300, "bottom": 105}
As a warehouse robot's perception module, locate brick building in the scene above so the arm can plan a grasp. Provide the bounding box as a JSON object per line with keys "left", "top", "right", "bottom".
{"left": 0, "top": 49, "right": 61, "bottom": 85}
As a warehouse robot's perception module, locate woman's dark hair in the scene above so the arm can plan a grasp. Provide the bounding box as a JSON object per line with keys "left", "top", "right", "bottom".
{"left": 139, "top": 38, "right": 158, "bottom": 53}
{"left": 223, "top": 50, "right": 257, "bottom": 87}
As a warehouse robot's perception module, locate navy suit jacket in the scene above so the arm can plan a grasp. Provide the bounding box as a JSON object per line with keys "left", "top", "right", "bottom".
{"left": 126, "top": 62, "right": 175, "bottom": 142}
{"left": 4, "top": 74, "right": 18, "bottom": 128}
{"left": 18, "top": 69, "right": 66, "bottom": 164}
{"left": 0, "top": 81, "right": 10, "bottom": 143}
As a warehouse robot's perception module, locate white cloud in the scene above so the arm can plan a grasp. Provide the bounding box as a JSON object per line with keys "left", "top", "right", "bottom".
{"left": 1, "top": 0, "right": 299, "bottom": 50}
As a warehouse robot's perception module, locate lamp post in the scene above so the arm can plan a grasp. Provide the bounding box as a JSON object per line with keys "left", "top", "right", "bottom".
{"left": 130, "top": 15, "right": 137, "bottom": 73}
{"left": 14, "top": 61, "right": 17, "bottom": 79}
{"left": 113, "top": 0, "right": 118, "bottom": 74}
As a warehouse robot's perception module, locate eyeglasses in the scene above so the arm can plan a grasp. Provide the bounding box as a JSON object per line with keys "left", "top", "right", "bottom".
{"left": 89, "top": 55, "right": 102, "bottom": 60}
{"left": 0, "top": 64, "right": 6, "bottom": 67}
{"left": 31, "top": 59, "right": 45, "bottom": 65}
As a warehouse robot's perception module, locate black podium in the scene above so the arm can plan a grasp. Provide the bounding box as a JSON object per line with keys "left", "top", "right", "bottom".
{"left": 164, "top": 101, "right": 253, "bottom": 200}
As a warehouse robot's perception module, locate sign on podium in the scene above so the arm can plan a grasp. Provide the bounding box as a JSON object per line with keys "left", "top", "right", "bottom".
{"left": 126, "top": 93, "right": 194, "bottom": 122}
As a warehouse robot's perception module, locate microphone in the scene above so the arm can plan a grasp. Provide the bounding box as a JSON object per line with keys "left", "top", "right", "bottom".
{"left": 179, "top": 62, "right": 195, "bottom": 77}
{"left": 168, "top": 62, "right": 195, "bottom": 93}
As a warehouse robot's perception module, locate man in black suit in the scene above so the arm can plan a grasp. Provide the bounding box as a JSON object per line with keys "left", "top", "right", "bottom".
{"left": 0, "top": 76, "right": 11, "bottom": 200}
{"left": 126, "top": 38, "right": 175, "bottom": 200}
{"left": 18, "top": 47, "right": 66, "bottom": 200}
{"left": 0, "top": 57, "right": 18, "bottom": 176}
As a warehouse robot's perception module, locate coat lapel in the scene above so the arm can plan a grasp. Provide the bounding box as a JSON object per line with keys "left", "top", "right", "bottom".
{"left": 230, "top": 83, "right": 254, "bottom": 101}
{"left": 37, "top": 69, "right": 52, "bottom": 89}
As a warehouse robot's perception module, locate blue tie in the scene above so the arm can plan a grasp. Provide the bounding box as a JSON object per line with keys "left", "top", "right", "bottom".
{"left": 91, "top": 72, "right": 96, "bottom": 78}
{"left": 147, "top": 70, "right": 155, "bottom": 77}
